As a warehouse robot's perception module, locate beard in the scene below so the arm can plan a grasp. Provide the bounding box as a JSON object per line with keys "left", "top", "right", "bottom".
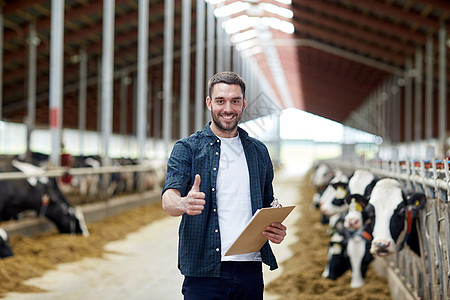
{"left": 210, "top": 106, "right": 241, "bottom": 133}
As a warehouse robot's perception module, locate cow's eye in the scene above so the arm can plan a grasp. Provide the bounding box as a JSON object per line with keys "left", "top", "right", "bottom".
{"left": 332, "top": 198, "right": 345, "bottom": 206}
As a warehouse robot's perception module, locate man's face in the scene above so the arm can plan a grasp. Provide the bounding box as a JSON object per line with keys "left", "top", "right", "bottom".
{"left": 207, "top": 83, "right": 246, "bottom": 136}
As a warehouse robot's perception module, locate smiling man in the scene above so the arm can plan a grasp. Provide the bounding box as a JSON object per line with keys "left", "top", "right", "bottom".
{"left": 162, "top": 71, "right": 287, "bottom": 300}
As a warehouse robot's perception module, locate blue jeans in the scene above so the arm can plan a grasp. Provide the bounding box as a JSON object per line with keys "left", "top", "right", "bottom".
{"left": 182, "top": 261, "right": 264, "bottom": 300}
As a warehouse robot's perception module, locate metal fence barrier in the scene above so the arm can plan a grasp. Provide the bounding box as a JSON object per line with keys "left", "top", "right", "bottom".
{"left": 324, "top": 158, "right": 449, "bottom": 300}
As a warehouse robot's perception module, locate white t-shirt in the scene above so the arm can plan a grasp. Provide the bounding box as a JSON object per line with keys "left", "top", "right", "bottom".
{"left": 216, "top": 135, "right": 262, "bottom": 262}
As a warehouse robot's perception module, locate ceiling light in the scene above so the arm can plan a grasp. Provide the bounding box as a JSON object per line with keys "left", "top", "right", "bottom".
{"left": 214, "top": 1, "right": 250, "bottom": 18}
{"left": 261, "top": 17, "right": 294, "bottom": 34}
{"left": 206, "top": 0, "right": 226, "bottom": 4}
{"left": 273, "top": 0, "right": 292, "bottom": 4}
{"left": 236, "top": 38, "right": 259, "bottom": 51}
{"left": 231, "top": 29, "right": 258, "bottom": 44}
{"left": 241, "top": 45, "right": 263, "bottom": 57}
{"left": 263, "top": 3, "right": 293, "bottom": 18}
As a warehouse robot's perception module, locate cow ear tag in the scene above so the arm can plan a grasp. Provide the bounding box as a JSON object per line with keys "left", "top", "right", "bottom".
{"left": 415, "top": 200, "right": 419, "bottom": 207}
{"left": 349, "top": 199, "right": 362, "bottom": 212}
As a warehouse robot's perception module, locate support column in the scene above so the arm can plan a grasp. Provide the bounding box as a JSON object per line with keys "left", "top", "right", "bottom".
{"left": 404, "top": 57, "right": 413, "bottom": 150}
{"left": 78, "top": 47, "right": 87, "bottom": 155}
{"left": 163, "top": 0, "right": 174, "bottom": 152}
{"left": 137, "top": 0, "right": 149, "bottom": 160}
{"left": 205, "top": 1, "right": 215, "bottom": 123}
{"left": 439, "top": 22, "right": 447, "bottom": 157}
{"left": 216, "top": 18, "right": 223, "bottom": 72}
{"left": 120, "top": 73, "right": 130, "bottom": 156}
{"left": 425, "top": 34, "right": 434, "bottom": 142}
{"left": 195, "top": 0, "right": 205, "bottom": 131}
{"left": 414, "top": 47, "right": 423, "bottom": 155}
{"left": 101, "top": 0, "right": 115, "bottom": 165}
{"left": 49, "top": 0, "right": 64, "bottom": 166}
{"left": 180, "top": 0, "right": 191, "bottom": 137}
{"left": 0, "top": 7, "right": 3, "bottom": 121}
{"left": 26, "top": 22, "right": 38, "bottom": 162}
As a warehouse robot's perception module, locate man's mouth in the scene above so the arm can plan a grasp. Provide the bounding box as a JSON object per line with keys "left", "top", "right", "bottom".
{"left": 222, "top": 115, "right": 235, "bottom": 120}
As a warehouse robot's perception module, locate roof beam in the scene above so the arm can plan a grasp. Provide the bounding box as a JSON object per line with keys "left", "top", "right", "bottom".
{"left": 294, "top": 8, "right": 416, "bottom": 56}
{"left": 294, "top": 0, "right": 427, "bottom": 45}
{"left": 351, "top": 0, "right": 439, "bottom": 33}
{"left": 294, "top": 21, "right": 405, "bottom": 66}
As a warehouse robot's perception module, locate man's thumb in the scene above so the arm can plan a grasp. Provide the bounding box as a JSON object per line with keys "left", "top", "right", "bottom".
{"left": 192, "top": 174, "right": 201, "bottom": 192}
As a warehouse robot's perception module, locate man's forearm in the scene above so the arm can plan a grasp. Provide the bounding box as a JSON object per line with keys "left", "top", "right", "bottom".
{"left": 162, "top": 189, "right": 186, "bottom": 217}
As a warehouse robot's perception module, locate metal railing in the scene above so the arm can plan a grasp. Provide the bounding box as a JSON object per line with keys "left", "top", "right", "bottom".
{"left": 324, "top": 158, "right": 449, "bottom": 300}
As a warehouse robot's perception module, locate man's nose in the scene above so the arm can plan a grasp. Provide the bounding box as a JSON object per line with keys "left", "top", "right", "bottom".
{"left": 224, "top": 101, "right": 233, "bottom": 112}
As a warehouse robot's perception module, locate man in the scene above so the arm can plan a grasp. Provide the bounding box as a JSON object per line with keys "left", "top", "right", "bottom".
{"left": 162, "top": 71, "right": 287, "bottom": 299}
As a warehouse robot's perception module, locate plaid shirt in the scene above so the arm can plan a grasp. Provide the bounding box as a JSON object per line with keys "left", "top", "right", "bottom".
{"left": 162, "top": 123, "right": 278, "bottom": 277}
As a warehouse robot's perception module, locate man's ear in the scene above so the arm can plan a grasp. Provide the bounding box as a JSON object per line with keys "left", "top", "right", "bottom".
{"left": 206, "top": 97, "right": 212, "bottom": 111}
{"left": 242, "top": 97, "right": 246, "bottom": 110}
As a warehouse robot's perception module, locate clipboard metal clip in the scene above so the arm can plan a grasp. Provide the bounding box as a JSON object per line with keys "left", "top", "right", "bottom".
{"left": 270, "top": 196, "right": 282, "bottom": 208}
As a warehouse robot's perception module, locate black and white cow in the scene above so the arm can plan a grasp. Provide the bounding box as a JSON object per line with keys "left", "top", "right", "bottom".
{"left": 341, "top": 193, "right": 375, "bottom": 288}
{"left": 0, "top": 160, "right": 89, "bottom": 239}
{"left": 367, "top": 178, "right": 426, "bottom": 257}
{"left": 0, "top": 227, "right": 13, "bottom": 258}
{"left": 319, "top": 169, "right": 349, "bottom": 227}
{"left": 311, "top": 163, "right": 335, "bottom": 208}
{"left": 322, "top": 169, "right": 377, "bottom": 288}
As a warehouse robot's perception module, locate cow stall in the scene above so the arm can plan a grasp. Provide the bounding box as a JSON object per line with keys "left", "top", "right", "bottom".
{"left": 319, "top": 158, "right": 450, "bottom": 300}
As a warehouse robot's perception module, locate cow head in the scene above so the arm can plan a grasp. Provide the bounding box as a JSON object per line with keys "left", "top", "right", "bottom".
{"left": 319, "top": 171, "right": 349, "bottom": 218}
{"left": 344, "top": 194, "right": 373, "bottom": 234}
{"left": 369, "top": 178, "right": 426, "bottom": 257}
{"left": 343, "top": 169, "right": 376, "bottom": 232}
{"left": 0, "top": 228, "right": 13, "bottom": 258}
{"left": 311, "top": 163, "right": 334, "bottom": 189}
{"left": 40, "top": 178, "right": 89, "bottom": 236}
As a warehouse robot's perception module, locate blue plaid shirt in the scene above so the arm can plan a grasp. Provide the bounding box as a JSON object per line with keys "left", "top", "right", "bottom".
{"left": 162, "top": 123, "right": 278, "bottom": 277}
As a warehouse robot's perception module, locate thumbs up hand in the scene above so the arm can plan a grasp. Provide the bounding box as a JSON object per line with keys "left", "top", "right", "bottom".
{"left": 184, "top": 174, "right": 206, "bottom": 215}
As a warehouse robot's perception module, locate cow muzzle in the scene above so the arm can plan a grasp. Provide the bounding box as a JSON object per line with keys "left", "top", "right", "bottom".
{"left": 371, "top": 240, "right": 394, "bottom": 257}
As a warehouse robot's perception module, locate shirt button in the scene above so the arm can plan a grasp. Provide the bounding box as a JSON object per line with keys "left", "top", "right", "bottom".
{"left": 213, "top": 167, "right": 216, "bottom": 171}
{"left": 215, "top": 152, "right": 219, "bottom": 155}
{"left": 212, "top": 187, "right": 215, "bottom": 192}
{"left": 210, "top": 142, "right": 213, "bottom": 146}
{"left": 215, "top": 229, "right": 218, "bottom": 233}
{"left": 213, "top": 208, "right": 216, "bottom": 212}
{"left": 216, "top": 248, "right": 220, "bottom": 252}
{"left": 217, "top": 139, "right": 220, "bottom": 143}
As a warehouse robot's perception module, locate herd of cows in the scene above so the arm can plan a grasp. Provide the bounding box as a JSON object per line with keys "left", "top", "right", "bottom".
{"left": 311, "top": 163, "right": 427, "bottom": 288}
{"left": 0, "top": 152, "right": 163, "bottom": 258}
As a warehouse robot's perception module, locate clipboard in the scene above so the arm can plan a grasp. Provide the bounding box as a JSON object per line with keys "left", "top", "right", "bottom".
{"left": 225, "top": 206, "right": 295, "bottom": 256}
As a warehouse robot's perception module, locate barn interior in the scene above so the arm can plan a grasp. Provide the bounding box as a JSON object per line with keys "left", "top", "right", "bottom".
{"left": 0, "top": 1, "right": 449, "bottom": 300}
{"left": 0, "top": 0, "right": 449, "bottom": 164}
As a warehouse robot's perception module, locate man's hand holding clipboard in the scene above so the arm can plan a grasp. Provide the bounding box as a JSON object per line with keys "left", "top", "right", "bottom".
{"left": 225, "top": 202, "right": 295, "bottom": 256}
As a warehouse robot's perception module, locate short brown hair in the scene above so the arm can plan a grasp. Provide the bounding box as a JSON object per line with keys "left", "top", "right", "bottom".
{"left": 208, "top": 71, "right": 246, "bottom": 99}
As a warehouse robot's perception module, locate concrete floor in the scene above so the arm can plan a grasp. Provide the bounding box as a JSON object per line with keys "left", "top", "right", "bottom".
{"left": 5, "top": 167, "right": 303, "bottom": 300}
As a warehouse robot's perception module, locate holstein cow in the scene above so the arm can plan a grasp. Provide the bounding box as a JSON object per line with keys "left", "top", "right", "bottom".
{"left": 322, "top": 169, "right": 377, "bottom": 288}
{"left": 0, "top": 227, "right": 13, "bottom": 258}
{"left": 341, "top": 193, "right": 375, "bottom": 288}
{"left": 367, "top": 178, "right": 426, "bottom": 257}
{"left": 0, "top": 160, "right": 89, "bottom": 241}
{"left": 319, "top": 169, "right": 349, "bottom": 228}
{"left": 320, "top": 170, "right": 350, "bottom": 281}
{"left": 311, "top": 163, "right": 335, "bottom": 209}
